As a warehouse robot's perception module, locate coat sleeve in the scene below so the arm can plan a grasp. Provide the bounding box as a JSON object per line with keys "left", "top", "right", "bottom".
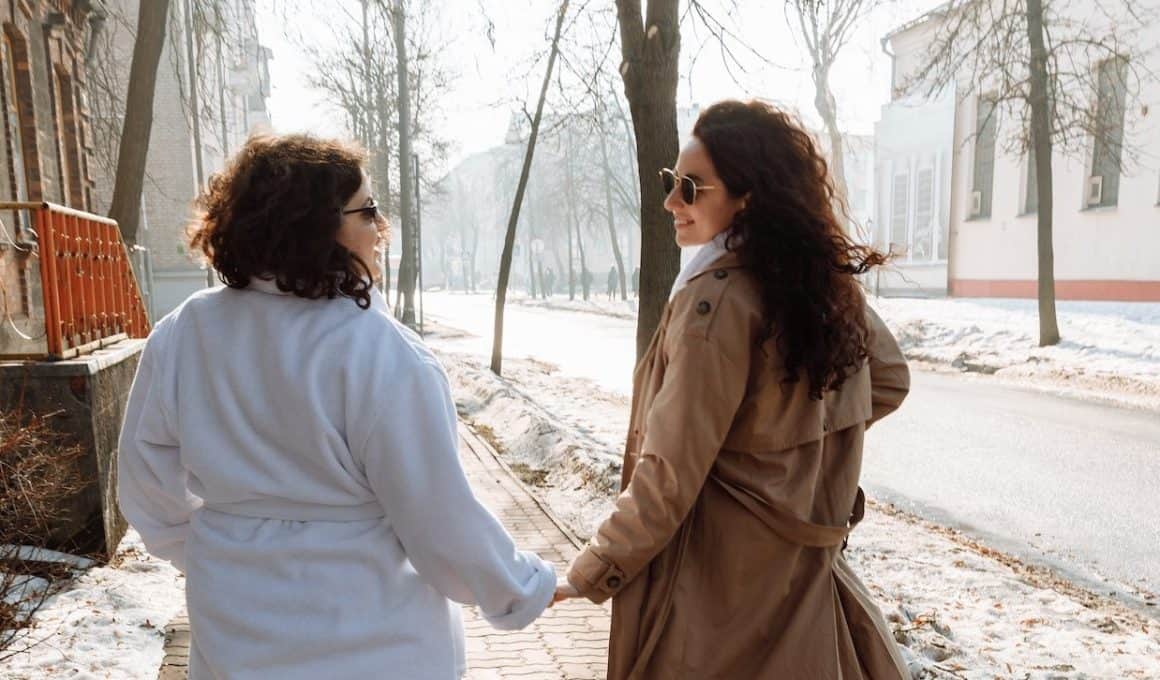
{"left": 117, "top": 331, "right": 202, "bottom": 573}
{"left": 355, "top": 351, "right": 555, "bottom": 631}
{"left": 567, "top": 333, "right": 748, "bottom": 604}
{"left": 865, "top": 305, "right": 910, "bottom": 428}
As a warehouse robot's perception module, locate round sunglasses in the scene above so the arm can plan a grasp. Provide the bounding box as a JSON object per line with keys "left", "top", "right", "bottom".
{"left": 659, "top": 168, "right": 717, "bottom": 204}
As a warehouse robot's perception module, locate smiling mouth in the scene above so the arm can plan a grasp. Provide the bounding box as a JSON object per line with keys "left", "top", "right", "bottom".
{"left": 674, "top": 219, "right": 694, "bottom": 228}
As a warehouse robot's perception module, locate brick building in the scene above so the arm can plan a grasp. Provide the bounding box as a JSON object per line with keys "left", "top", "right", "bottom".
{"left": 0, "top": 0, "right": 103, "bottom": 354}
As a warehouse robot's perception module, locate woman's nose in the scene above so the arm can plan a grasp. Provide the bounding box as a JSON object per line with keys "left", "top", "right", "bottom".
{"left": 662, "top": 185, "right": 681, "bottom": 211}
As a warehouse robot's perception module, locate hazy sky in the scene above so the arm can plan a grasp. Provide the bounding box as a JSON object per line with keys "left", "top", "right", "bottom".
{"left": 254, "top": 0, "right": 943, "bottom": 172}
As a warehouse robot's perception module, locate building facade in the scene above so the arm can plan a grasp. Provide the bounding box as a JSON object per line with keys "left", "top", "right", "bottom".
{"left": 1, "top": 0, "right": 104, "bottom": 353}
{"left": 875, "top": 1, "right": 1160, "bottom": 300}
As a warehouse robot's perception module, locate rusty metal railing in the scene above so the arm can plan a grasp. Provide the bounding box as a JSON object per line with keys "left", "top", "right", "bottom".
{"left": 1, "top": 201, "right": 150, "bottom": 360}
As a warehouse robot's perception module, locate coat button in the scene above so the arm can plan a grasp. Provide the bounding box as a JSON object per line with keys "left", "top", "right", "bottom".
{"left": 696, "top": 301, "right": 711, "bottom": 315}
{"left": 713, "top": 269, "right": 728, "bottom": 279}
{"left": 606, "top": 575, "right": 622, "bottom": 589}
{"left": 823, "top": 419, "right": 831, "bottom": 432}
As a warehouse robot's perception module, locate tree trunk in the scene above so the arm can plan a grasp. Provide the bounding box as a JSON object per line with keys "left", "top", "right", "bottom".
{"left": 576, "top": 217, "right": 589, "bottom": 300}
{"left": 393, "top": 3, "right": 417, "bottom": 326}
{"left": 491, "top": 0, "right": 568, "bottom": 375}
{"left": 812, "top": 60, "right": 849, "bottom": 215}
{"left": 564, "top": 124, "right": 580, "bottom": 301}
{"left": 469, "top": 221, "right": 479, "bottom": 292}
{"left": 527, "top": 226, "right": 538, "bottom": 298}
{"left": 1026, "top": 0, "right": 1060, "bottom": 346}
{"left": 567, "top": 202, "right": 575, "bottom": 300}
{"left": 612, "top": 92, "right": 640, "bottom": 271}
{"left": 183, "top": 0, "right": 210, "bottom": 291}
{"left": 563, "top": 123, "right": 584, "bottom": 299}
{"left": 615, "top": 0, "right": 681, "bottom": 359}
{"left": 599, "top": 122, "right": 628, "bottom": 299}
{"left": 108, "top": 0, "right": 171, "bottom": 246}
{"left": 376, "top": 79, "right": 392, "bottom": 298}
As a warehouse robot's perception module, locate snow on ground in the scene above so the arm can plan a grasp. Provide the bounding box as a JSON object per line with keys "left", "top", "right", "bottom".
{"left": 426, "top": 322, "right": 1160, "bottom": 678}
{"left": 0, "top": 529, "right": 185, "bottom": 680}
{"left": 470, "top": 289, "right": 1160, "bottom": 411}
{"left": 873, "top": 297, "right": 1160, "bottom": 412}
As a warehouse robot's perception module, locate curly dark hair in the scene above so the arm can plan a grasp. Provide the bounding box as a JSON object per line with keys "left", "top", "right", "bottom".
{"left": 693, "top": 100, "right": 889, "bottom": 400}
{"left": 187, "top": 134, "right": 386, "bottom": 309}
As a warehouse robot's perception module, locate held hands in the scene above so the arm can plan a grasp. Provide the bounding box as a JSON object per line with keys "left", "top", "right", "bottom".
{"left": 549, "top": 576, "right": 580, "bottom": 608}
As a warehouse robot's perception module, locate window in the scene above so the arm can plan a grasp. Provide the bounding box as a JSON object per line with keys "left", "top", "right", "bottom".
{"left": 890, "top": 172, "right": 908, "bottom": 252}
{"left": 913, "top": 168, "right": 934, "bottom": 260}
{"left": 1090, "top": 56, "right": 1128, "bottom": 208}
{"left": 49, "top": 66, "right": 82, "bottom": 206}
{"left": 971, "top": 96, "right": 998, "bottom": 218}
{"left": 1, "top": 34, "right": 29, "bottom": 235}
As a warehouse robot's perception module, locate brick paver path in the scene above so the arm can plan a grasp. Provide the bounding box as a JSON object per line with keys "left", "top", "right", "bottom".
{"left": 157, "top": 423, "right": 610, "bottom": 679}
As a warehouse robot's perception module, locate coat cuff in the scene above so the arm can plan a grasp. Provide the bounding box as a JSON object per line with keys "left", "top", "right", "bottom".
{"left": 567, "top": 548, "right": 627, "bottom": 604}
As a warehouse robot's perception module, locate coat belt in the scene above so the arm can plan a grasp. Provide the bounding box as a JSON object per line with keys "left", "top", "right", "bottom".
{"left": 709, "top": 475, "right": 864, "bottom": 548}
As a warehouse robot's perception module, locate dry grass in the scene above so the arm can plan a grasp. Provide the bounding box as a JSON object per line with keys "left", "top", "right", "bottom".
{"left": 0, "top": 406, "right": 92, "bottom": 657}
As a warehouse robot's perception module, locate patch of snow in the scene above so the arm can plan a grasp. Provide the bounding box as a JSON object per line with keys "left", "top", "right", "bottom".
{"left": 1, "top": 545, "right": 97, "bottom": 571}
{"left": 872, "top": 297, "right": 1160, "bottom": 411}
{"left": 0, "top": 529, "right": 185, "bottom": 680}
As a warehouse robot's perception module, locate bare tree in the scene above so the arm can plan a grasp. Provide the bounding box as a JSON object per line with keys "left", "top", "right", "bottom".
{"left": 392, "top": 0, "right": 418, "bottom": 325}
{"left": 290, "top": 0, "right": 451, "bottom": 308}
{"left": 784, "top": 0, "right": 879, "bottom": 208}
{"left": 107, "top": 0, "right": 171, "bottom": 246}
{"left": 905, "top": 0, "right": 1156, "bottom": 346}
{"left": 491, "top": 0, "right": 570, "bottom": 375}
{"left": 615, "top": 0, "right": 681, "bottom": 359}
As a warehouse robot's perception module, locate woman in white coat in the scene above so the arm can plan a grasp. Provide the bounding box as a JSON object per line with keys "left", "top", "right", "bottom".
{"left": 117, "top": 135, "right": 556, "bottom": 679}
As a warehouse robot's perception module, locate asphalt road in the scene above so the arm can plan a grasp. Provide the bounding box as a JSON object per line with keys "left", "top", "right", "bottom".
{"left": 863, "top": 370, "right": 1160, "bottom": 610}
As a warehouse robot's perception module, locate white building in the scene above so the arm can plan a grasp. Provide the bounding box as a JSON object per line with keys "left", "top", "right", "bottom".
{"left": 874, "top": 2, "right": 1160, "bottom": 300}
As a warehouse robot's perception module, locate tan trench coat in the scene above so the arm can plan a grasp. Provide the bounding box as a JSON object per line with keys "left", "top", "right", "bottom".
{"left": 567, "top": 251, "right": 912, "bottom": 679}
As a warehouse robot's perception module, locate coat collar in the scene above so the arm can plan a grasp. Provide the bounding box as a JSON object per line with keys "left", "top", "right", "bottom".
{"left": 686, "top": 250, "right": 744, "bottom": 283}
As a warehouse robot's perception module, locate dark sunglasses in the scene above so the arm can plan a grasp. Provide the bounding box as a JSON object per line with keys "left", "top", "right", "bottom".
{"left": 659, "top": 168, "right": 717, "bottom": 204}
{"left": 341, "top": 201, "right": 380, "bottom": 219}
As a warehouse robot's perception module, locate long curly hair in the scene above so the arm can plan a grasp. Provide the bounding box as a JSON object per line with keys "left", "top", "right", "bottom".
{"left": 186, "top": 134, "right": 386, "bottom": 309}
{"left": 693, "top": 100, "right": 888, "bottom": 399}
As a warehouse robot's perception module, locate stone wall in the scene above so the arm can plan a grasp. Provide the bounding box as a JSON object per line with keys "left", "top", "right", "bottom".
{"left": 0, "top": 339, "right": 143, "bottom": 560}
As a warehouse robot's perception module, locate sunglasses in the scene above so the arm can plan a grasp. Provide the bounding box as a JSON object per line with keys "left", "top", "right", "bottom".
{"left": 342, "top": 201, "right": 380, "bottom": 219}
{"left": 659, "top": 168, "right": 717, "bottom": 204}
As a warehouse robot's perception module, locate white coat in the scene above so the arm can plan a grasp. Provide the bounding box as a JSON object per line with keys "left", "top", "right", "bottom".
{"left": 117, "top": 279, "right": 555, "bottom": 679}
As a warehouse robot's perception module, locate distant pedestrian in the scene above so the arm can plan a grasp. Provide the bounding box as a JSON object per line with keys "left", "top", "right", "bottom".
{"left": 606, "top": 265, "right": 618, "bottom": 300}
{"left": 119, "top": 134, "right": 555, "bottom": 680}
{"left": 545, "top": 267, "right": 556, "bottom": 298}
{"left": 552, "top": 100, "right": 911, "bottom": 679}
{"left": 631, "top": 266, "right": 640, "bottom": 298}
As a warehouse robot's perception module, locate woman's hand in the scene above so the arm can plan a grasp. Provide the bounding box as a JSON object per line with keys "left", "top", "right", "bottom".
{"left": 550, "top": 577, "right": 580, "bottom": 607}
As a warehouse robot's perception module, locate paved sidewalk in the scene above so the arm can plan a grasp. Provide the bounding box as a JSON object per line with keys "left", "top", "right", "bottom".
{"left": 157, "top": 423, "right": 610, "bottom": 679}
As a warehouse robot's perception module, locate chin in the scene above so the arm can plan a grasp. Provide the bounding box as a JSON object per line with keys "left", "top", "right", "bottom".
{"left": 674, "top": 232, "right": 708, "bottom": 248}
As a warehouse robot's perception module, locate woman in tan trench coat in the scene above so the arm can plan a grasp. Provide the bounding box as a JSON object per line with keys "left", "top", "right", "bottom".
{"left": 553, "top": 100, "right": 912, "bottom": 679}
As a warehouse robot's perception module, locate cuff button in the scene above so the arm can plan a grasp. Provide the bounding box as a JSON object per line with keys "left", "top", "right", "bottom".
{"left": 606, "top": 576, "right": 622, "bottom": 589}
